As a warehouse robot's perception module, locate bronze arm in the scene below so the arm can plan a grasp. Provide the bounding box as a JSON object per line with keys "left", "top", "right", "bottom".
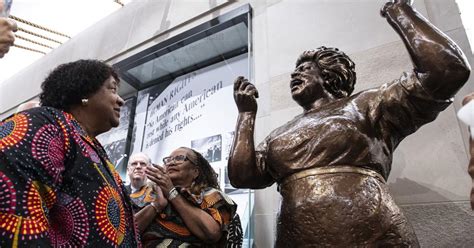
{"left": 228, "top": 77, "right": 274, "bottom": 189}
{"left": 382, "top": 0, "right": 470, "bottom": 99}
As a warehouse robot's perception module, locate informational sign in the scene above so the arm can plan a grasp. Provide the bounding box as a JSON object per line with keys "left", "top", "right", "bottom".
{"left": 130, "top": 54, "right": 250, "bottom": 222}
{"left": 97, "top": 97, "right": 135, "bottom": 178}
{"left": 132, "top": 54, "right": 247, "bottom": 180}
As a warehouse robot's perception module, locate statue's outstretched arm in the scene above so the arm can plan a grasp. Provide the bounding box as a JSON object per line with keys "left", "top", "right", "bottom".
{"left": 381, "top": 0, "right": 470, "bottom": 99}
{"left": 228, "top": 77, "right": 274, "bottom": 189}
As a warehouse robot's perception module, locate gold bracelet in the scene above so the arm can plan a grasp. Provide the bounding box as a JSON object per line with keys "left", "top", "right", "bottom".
{"left": 168, "top": 187, "right": 179, "bottom": 200}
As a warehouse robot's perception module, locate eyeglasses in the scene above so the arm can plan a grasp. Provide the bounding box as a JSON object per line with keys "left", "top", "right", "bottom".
{"left": 162, "top": 155, "right": 189, "bottom": 165}
{"left": 129, "top": 161, "right": 148, "bottom": 168}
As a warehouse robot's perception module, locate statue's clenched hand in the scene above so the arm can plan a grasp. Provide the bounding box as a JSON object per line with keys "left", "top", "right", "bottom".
{"left": 234, "top": 76, "right": 259, "bottom": 113}
{"left": 381, "top": 0, "right": 413, "bottom": 17}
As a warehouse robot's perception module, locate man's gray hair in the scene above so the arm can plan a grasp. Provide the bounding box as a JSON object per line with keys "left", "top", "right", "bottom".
{"left": 128, "top": 152, "right": 152, "bottom": 166}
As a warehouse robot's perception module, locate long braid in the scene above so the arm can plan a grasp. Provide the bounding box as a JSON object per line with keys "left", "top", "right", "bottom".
{"left": 181, "top": 147, "right": 220, "bottom": 194}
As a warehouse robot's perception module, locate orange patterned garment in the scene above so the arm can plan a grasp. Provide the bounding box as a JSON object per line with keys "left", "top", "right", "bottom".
{"left": 141, "top": 187, "right": 237, "bottom": 248}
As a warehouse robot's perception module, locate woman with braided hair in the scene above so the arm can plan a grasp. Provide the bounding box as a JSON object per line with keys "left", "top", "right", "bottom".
{"left": 136, "top": 147, "right": 242, "bottom": 247}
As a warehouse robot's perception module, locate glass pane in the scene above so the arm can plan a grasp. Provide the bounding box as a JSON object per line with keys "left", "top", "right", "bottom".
{"left": 130, "top": 53, "right": 253, "bottom": 243}
{"left": 127, "top": 23, "right": 249, "bottom": 86}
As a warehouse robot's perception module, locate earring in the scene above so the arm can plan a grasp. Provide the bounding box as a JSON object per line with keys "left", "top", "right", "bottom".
{"left": 81, "top": 99, "right": 89, "bottom": 105}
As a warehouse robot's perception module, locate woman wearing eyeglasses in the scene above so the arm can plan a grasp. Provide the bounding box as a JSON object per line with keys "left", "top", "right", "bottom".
{"left": 135, "top": 147, "right": 241, "bottom": 247}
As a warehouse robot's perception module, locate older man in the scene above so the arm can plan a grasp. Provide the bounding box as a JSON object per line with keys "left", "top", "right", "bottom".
{"left": 126, "top": 152, "right": 156, "bottom": 212}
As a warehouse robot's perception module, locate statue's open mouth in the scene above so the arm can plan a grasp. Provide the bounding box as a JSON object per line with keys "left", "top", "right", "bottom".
{"left": 291, "top": 79, "right": 303, "bottom": 91}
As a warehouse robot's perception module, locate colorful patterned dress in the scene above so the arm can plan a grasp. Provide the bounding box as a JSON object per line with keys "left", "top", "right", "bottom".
{"left": 0, "top": 107, "right": 141, "bottom": 247}
{"left": 141, "top": 187, "right": 238, "bottom": 248}
{"left": 126, "top": 184, "right": 156, "bottom": 213}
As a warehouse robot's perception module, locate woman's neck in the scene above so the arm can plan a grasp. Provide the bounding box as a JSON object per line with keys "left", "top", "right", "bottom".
{"left": 69, "top": 107, "right": 99, "bottom": 138}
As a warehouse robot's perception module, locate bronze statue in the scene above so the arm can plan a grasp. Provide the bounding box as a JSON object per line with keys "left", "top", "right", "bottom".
{"left": 228, "top": 0, "right": 471, "bottom": 246}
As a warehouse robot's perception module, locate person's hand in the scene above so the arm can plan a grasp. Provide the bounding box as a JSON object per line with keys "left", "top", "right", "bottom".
{"left": 381, "top": 0, "right": 413, "bottom": 18}
{"left": 0, "top": 17, "right": 17, "bottom": 58}
{"left": 462, "top": 92, "right": 474, "bottom": 106}
{"left": 234, "top": 76, "right": 259, "bottom": 113}
{"left": 146, "top": 165, "right": 174, "bottom": 197}
{"left": 151, "top": 183, "right": 168, "bottom": 210}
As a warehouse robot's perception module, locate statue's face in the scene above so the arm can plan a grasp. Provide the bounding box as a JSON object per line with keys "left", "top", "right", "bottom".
{"left": 290, "top": 61, "right": 326, "bottom": 106}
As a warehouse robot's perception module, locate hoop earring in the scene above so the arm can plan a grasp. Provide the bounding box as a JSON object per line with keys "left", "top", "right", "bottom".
{"left": 81, "top": 99, "right": 89, "bottom": 105}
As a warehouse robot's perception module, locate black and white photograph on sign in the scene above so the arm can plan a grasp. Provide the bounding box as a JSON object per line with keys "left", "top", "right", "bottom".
{"left": 97, "top": 97, "right": 134, "bottom": 178}
{"left": 222, "top": 131, "right": 235, "bottom": 161}
{"left": 191, "top": 134, "right": 222, "bottom": 163}
{"left": 103, "top": 140, "right": 126, "bottom": 167}
{"left": 131, "top": 53, "right": 251, "bottom": 240}
{"left": 220, "top": 131, "right": 243, "bottom": 194}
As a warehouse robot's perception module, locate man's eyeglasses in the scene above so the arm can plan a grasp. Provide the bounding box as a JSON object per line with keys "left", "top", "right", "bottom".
{"left": 162, "top": 155, "right": 189, "bottom": 164}
{"left": 129, "top": 161, "right": 148, "bottom": 168}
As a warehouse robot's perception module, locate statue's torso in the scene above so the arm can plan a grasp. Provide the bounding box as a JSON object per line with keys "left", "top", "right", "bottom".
{"left": 266, "top": 100, "right": 420, "bottom": 246}
{"left": 264, "top": 96, "right": 391, "bottom": 181}
{"left": 257, "top": 73, "right": 450, "bottom": 247}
